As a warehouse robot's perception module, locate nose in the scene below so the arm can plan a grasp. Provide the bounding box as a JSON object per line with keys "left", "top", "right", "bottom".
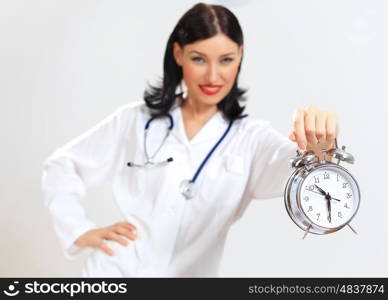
{"left": 205, "top": 63, "right": 219, "bottom": 84}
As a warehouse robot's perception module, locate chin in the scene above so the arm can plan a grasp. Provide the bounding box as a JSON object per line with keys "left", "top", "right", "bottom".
{"left": 193, "top": 92, "right": 229, "bottom": 106}
{"left": 198, "top": 98, "right": 222, "bottom": 107}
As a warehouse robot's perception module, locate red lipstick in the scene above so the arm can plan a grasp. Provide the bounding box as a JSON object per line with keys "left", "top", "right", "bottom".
{"left": 199, "top": 84, "right": 223, "bottom": 95}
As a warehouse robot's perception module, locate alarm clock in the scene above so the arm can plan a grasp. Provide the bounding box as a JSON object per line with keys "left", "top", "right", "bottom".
{"left": 284, "top": 139, "right": 360, "bottom": 239}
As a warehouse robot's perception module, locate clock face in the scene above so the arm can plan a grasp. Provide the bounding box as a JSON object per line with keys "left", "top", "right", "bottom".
{"left": 299, "top": 165, "right": 360, "bottom": 229}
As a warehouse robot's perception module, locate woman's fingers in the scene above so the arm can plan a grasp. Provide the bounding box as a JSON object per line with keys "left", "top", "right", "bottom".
{"left": 305, "top": 109, "right": 318, "bottom": 145}
{"left": 315, "top": 111, "right": 327, "bottom": 143}
{"left": 74, "top": 222, "right": 139, "bottom": 256}
{"left": 293, "top": 109, "right": 307, "bottom": 150}
{"left": 115, "top": 222, "right": 138, "bottom": 239}
{"left": 114, "top": 225, "right": 138, "bottom": 241}
{"left": 326, "top": 112, "right": 338, "bottom": 143}
{"left": 289, "top": 132, "right": 296, "bottom": 142}
{"left": 98, "top": 223, "right": 139, "bottom": 253}
{"left": 291, "top": 106, "right": 338, "bottom": 150}
{"left": 117, "top": 221, "right": 137, "bottom": 232}
{"left": 105, "top": 231, "right": 130, "bottom": 247}
{"left": 98, "top": 240, "right": 115, "bottom": 256}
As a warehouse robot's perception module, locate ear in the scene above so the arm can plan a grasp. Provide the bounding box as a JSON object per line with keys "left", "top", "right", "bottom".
{"left": 173, "top": 42, "right": 183, "bottom": 66}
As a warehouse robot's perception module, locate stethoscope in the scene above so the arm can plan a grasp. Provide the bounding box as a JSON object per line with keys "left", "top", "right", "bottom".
{"left": 127, "top": 114, "right": 175, "bottom": 168}
{"left": 127, "top": 113, "right": 233, "bottom": 200}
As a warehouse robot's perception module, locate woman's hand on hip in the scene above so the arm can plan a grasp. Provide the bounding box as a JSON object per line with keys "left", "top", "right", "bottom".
{"left": 74, "top": 222, "right": 138, "bottom": 256}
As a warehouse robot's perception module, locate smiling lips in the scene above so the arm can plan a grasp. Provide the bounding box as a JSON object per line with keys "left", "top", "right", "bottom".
{"left": 199, "top": 84, "right": 223, "bottom": 95}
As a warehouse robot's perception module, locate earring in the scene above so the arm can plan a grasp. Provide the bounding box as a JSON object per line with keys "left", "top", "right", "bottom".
{"left": 180, "top": 80, "right": 188, "bottom": 99}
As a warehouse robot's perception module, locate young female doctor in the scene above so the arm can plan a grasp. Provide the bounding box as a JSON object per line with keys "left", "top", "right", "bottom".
{"left": 42, "top": 3, "right": 339, "bottom": 277}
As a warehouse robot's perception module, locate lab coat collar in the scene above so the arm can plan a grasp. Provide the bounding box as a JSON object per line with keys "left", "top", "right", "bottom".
{"left": 169, "top": 99, "right": 229, "bottom": 147}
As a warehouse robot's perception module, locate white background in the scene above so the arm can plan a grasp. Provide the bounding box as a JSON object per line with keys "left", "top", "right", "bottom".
{"left": 0, "top": 0, "right": 387, "bottom": 277}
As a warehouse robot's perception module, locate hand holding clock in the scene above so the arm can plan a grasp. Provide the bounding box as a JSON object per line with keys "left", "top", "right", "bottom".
{"left": 289, "top": 105, "right": 339, "bottom": 160}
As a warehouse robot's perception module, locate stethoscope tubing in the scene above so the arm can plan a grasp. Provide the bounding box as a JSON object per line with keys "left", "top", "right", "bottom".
{"left": 127, "top": 112, "right": 233, "bottom": 194}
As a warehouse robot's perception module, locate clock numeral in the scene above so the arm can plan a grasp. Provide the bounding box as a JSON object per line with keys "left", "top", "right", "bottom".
{"left": 346, "top": 193, "right": 352, "bottom": 199}
{"left": 338, "top": 212, "right": 343, "bottom": 218}
{"left": 307, "top": 206, "right": 313, "bottom": 212}
{"left": 314, "top": 176, "right": 320, "bottom": 183}
{"left": 303, "top": 196, "right": 309, "bottom": 202}
{"left": 337, "top": 174, "right": 340, "bottom": 182}
{"left": 306, "top": 185, "right": 315, "bottom": 191}
{"left": 316, "top": 213, "right": 320, "bottom": 221}
{"left": 342, "top": 182, "right": 349, "bottom": 189}
{"left": 327, "top": 215, "right": 331, "bottom": 222}
{"left": 344, "top": 203, "right": 350, "bottom": 209}
{"left": 324, "top": 172, "right": 330, "bottom": 180}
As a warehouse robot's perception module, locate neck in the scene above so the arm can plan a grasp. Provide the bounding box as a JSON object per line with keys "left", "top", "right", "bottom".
{"left": 181, "top": 95, "right": 218, "bottom": 124}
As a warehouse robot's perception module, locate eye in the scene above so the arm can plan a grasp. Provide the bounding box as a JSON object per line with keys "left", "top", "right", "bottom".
{"left": 220, "top": 57, "right": 234, "bottom": 64}
{"left": 191, "top": 56, "right": 205, "bottom": 63}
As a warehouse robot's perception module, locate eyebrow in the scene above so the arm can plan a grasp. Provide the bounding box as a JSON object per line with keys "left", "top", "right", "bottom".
{"left": 188, "top": 50, "right": 236, "bottom": 57}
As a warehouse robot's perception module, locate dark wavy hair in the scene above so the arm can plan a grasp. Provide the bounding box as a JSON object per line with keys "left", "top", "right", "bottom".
{"left": 143, "top": 2, "right": 247, "bottom": 121}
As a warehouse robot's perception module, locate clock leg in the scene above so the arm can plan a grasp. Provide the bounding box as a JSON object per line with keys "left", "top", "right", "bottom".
{"left": 302, "top": 224, "right": 312, "bottom": 240}
{"left": 347, "top": 224, "right": 358, "bottom": 235}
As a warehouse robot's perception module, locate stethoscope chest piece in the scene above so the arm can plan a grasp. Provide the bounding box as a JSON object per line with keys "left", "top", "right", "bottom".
{"left": 180, "top": 179, "right": 196, "bottom": 200}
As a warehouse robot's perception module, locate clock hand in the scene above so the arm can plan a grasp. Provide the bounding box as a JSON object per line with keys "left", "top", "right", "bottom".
{"left": 313, "top": 184, "right": 343, "bottom": 202}
{"left": 324, "top": 196, "right": 331, "bottom": 223}
{"left": 306, "top": 190, "right": 341, "bottom": 202}
{"left": 314, "top": 184, "right": 328, "bottom": 196}
{"left": 330, "top": 196, "right": 342, "bottom": 202}
{"left": 327, "top": 193, "right": 332, "bottom": 223}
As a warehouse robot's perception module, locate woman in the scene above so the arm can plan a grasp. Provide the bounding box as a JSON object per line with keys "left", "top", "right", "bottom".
{"left": 42, "top": 3, "right": 338, "bottom": 277}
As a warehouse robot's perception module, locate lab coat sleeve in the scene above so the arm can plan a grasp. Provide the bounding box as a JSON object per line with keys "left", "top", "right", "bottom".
{"left": 41, "top": 104, "right": 133, "bottom": 261}
{"left": 245, "top": 122, "right": 297, "bottom": 200}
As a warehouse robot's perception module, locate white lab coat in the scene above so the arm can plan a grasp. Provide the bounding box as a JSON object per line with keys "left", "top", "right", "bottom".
{"left": 41, "top": 100, "right": 297, "bottom": 277}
